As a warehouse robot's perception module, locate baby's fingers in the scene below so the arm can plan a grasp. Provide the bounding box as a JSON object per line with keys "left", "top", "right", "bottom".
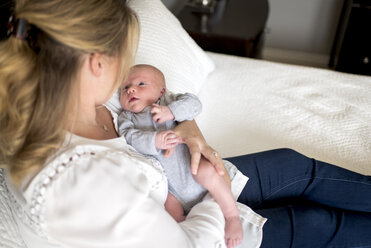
{"left": 150, "top": 104, "right": 160, "bottom": 113}
{"left": 163, "top": 131, "right": 181, "bottom": 144}
{"left": 151, "top": 103, "right": 161, "bottom": 113}
{"left": 165, "top": 135, "right": 182, "bottom": 146}
{"left": 164, "top": 132, "right": 178, "bottom": 140}
{"left": 161, "top": 139, "right": 181, "bottom": 151}
{"left": 152, "top": 113, "right": 161, "bottom": 123}
{"left": 164, "top": 147, "right": 175, "bottom": 158}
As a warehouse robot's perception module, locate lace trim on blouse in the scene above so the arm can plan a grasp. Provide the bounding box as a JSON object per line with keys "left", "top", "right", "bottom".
{"left": 7, "top": 144, "right": 167, "bottom": 241}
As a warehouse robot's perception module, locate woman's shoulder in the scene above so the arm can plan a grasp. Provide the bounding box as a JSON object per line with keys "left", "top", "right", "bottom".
{"left": 22, "top": 134, "right": 142, "bottom": 198}
{"left": 3, "top": 135, "right": 144, "bottom": 242}
{"left": 15, "top": 138, "right": 160, "bottom": 245}
{"left": 23, "top": 134, "right": 167, "bottom": 207}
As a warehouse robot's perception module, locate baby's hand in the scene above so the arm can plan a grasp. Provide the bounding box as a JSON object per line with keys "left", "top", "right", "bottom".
{"left": 151, "top": 104, "right": 174, "bottom": 123}
{"left": 155, "top": 130, "right": 182, "bottom": 150}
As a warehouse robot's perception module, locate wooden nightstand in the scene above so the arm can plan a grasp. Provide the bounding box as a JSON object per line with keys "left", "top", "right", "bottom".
{"left": 329, "top": 0, "right": 371, "bottom": 76}
{"left": 176, "top": 0, "right": 269, "bottom": 58}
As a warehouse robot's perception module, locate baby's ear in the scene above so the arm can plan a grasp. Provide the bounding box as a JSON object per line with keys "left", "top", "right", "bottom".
{"left": 160, "top": 87, "right": 166, "bottom": 96}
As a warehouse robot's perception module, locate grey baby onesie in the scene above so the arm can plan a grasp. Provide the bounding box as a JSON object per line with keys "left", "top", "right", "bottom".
{"left": 118, "top": 92, "right": 206, "bottom": 212}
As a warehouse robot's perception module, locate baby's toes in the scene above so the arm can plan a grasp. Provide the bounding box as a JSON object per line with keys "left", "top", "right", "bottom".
{"left": 224, "top": 216, "right": 243, "bottom": 247}
{"left": 234, "top": 237, "right": 242, "bottom": 247}
{"left": 226, "top": 238, "right": 233, "bottom": 248}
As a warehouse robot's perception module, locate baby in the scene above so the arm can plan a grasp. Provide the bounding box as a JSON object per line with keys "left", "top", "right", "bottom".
{"left": 118, "top": 64, "right": 243, "bottom": 247}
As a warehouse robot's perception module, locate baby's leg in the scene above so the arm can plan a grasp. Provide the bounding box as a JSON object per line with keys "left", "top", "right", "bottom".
{"left": 194, "top": 157, "right": 243, "bottom": 248}
{"left": 165, "top": 193, "right": 186, "bottom": 222}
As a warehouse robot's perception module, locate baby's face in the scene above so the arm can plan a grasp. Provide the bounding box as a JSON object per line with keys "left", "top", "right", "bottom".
{"left": 120, "top": 67, "right": 165, "bottom": 113}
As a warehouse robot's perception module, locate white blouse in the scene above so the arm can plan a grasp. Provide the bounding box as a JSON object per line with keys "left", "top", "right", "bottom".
{"left": 5, "top": 133, "right": 266, "bottom": 248}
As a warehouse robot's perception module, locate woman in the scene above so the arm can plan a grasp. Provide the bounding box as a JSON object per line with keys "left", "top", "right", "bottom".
{"left": 1, "top": 0, "right": 370, "bottom": 247}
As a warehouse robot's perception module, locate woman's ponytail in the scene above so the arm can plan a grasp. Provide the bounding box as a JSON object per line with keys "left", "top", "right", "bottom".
{"left": 0, "top": 32, "right": 40, "bottom": 183}
{"left": 0, "top": 0, "right": 139, "bottom": 185}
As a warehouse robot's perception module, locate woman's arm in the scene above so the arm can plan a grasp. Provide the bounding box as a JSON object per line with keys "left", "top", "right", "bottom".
{"left": 174, "top": 120, "right": 231, "bottom": 186}
{"left": 43, "top": 150, "right": 226, "bottom": 247}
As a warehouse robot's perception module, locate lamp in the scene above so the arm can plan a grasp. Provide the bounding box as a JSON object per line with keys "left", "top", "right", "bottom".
{"left": 186, "top": 0, "right": 217, "bottom": 14}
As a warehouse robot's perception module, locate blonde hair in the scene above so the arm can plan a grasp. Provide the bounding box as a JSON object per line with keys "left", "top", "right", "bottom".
{"left": 0, "top": 0, "right": 139, "bottom": 185}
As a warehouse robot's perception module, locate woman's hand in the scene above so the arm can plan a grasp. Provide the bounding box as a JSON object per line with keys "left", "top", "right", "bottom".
{"left": 172, "top": 120, "right": 230, "bottom": 186}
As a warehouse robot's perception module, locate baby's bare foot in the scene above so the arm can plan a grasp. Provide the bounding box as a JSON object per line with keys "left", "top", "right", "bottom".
{"left": 225, "top": 216, "right": 243, "bottom": 248}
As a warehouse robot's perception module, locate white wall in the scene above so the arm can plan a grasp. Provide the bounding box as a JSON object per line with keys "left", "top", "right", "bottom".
{"left": 263, "top": 0, "right": 344, "bottom": 67}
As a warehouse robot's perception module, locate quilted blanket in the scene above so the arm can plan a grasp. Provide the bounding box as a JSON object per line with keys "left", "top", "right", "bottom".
{"left": 198, "top": 52, "right": 371, "bottom": 176}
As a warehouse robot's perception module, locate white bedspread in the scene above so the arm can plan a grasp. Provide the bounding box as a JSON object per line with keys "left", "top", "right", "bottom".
{"left": 198, "top": 52, "right": 371, "bottom": 175}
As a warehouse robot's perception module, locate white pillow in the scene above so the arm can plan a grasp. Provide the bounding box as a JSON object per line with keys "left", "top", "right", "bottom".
{"left": 128, "top": 0, "right": 215, "bottom": 94}
{"left": 106, "top": 0, "right": 215, "bottom": 114}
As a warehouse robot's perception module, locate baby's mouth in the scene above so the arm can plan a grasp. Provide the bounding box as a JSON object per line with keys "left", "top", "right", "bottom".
{"left": 129, "top": 96, "right": 139, "bottom": 103}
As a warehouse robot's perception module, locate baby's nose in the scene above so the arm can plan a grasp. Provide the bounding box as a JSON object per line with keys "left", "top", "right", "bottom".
{"left": 127, "top": 86, "right": 136, "bottom": 94}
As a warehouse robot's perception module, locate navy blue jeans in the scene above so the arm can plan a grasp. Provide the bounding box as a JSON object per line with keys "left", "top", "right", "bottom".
{"left": 226, "top": 148, "right": 371, "bottom": 248}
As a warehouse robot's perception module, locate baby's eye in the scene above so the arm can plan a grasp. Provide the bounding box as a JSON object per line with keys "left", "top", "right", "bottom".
{"left": 138, "top": 82, "right": 145, "bottom": 86}
{"left": 123, "top": 85, "right": 129, "bottom": 91}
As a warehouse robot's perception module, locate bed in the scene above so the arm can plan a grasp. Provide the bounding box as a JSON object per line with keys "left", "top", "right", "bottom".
{"left": 1, "top": 0, "right": 370, "bottom": 247}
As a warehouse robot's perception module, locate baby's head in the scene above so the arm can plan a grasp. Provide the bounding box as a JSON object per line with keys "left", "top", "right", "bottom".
{"left": 120, "top": 64, "right": 166, "bottom": 113}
